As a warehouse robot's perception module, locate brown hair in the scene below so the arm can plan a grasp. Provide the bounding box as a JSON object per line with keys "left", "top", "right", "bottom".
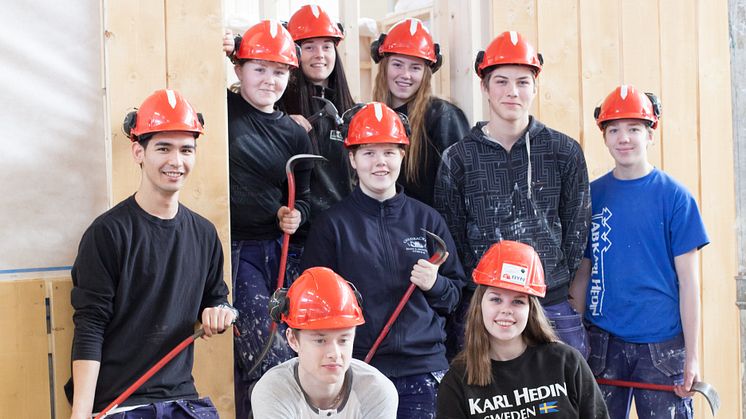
{"left": 453, "top": 285, "right": 558, "bottom": 386}
{"left": 372, "top": 55, "right": 433, "bottom": 185}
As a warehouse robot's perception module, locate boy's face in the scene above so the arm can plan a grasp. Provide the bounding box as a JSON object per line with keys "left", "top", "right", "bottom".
{"left": 287, "top": 327, "right": 355, "bottom": 386}
{"left": 482, "top": 65, "right": 536, "bottom": 124}
{"left": 348, "top": 143, "right": 405, "bottom": 201}
{"left": 234, "top": 59, "right": 290, "bottom": 112}
{"left": 386, "top": 54, "right": 426, "bottom": 108}
{"left": 603, "top": 119, "right": 653, "bottom": 170}
{"left": 300, "top": 38, "right": 336, "bottom": 85}
{"left": 132, "top": 131, "right": 196, "bottom": 196}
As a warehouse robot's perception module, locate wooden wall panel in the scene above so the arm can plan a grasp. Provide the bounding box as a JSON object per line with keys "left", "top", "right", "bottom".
{"left": 697, "top": 0, "right": 741, "bottom": 417}
{"left": 164, "top": 0, "right": 234, "bottom": 416}
{"left": 50, "top": 278, "right": 74, "bottom": 419}
{"left": 107, "top": 0, "right": 167, "bottom": 205}
{"left": 537, "top": 0, "right": 581, "bottom": 143}
{"left": 0, "top": 281, "right": 50, "bottom": 418}
{"left": 578, "top": 0, "right": 620, "bottom": 177}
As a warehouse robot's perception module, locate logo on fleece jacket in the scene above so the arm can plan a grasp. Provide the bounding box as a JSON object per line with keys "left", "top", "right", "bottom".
{"left": 403, "top": 236, "right": 429, "bottom": 256}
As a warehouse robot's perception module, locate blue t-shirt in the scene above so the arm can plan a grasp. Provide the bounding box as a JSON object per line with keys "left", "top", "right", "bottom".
{"left": 583, "top": 169, "right": 709, "bottom": 343}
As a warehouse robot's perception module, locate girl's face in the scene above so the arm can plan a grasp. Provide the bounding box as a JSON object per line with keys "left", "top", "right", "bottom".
{"left": 300, "top": 38, "right": 336, "bottom": 86}
{"left": 234, "top": 60, "right": 290, "bottom": 112}
{"left": 348, "top": 143, "right": 404, "bottom": 201}
{"left": 481, "top": 287, "right": 530, "bottom": 348}
{"left": 385, "top": 54, "right": 426, "bottom": 108}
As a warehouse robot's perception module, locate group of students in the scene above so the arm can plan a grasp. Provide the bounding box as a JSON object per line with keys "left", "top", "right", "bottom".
{"left": 66, "top": 3, "right": 708, "bottom": 419}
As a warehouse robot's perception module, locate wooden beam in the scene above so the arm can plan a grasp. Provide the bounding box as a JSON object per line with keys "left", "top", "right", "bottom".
{"left": 339, "top": 0, "right": 361, "bottom": 101}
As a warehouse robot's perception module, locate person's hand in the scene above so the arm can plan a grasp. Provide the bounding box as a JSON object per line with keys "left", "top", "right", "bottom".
{"left": 222, "top": 29, "right": 235, "bottom": 56}
{"left": 409, "top": 252, "right": 449, "bottom": 291}
{"left": 289, "top": 114, "right": 313, "bottom": 132}
{"left": 277, "top": 206, "right": 301, "bottom": 234}
{"left": 674, "top": 355, "right": 699, "bottom": 398}
{"left": 201, "top": 304, "right": 238, "bottom": 338}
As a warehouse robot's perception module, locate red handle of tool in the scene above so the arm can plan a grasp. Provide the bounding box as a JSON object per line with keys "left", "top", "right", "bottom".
{"left": 364, "top": 250, "right": 445, "bottom": 364}
{"left": 94, "top": 329, "right": 205, "bottom": 419}
{"left": 276, "top": 169, "right": 296, "bottom": 292}
{"left": 596, "top": 378, "right": 675, "bottom": 392}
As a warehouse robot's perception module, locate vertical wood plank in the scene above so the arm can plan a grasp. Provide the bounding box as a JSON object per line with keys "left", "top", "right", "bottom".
{"left": 0, "top": 280, "right": 50, "bottom": 418}
{"left": 578, "top": 0, "right": 620, "bottom": 178}
{"left": 49, "top": 277, "right": 74, "bottom": 419}
{"left": 106, "top": 0, "right": 167, "bottom": 205}
{"left": 448, "top": 0, "right": 490, "bottom": 122}
{"left": 697, "top": 0, "right": 741, "bottom": 416}
{"left": 536, "top": 0, "right": 581, "bottom": 143}
{"left": 619, "top": 0, "right": 662, "bottom": 168}
{"left": 658, "top": 0, "right": 699, "bottom": 191}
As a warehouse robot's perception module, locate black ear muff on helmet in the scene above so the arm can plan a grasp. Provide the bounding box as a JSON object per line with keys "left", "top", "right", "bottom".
{"left": 122, "top": 110, "right": 138, "bottom": 139}
{"left": 268, "top": 288, "right": 290, "bottom": 324}
{"left": 337, "top": 22, "right": 345, "bottom": 36}
{"left": 537, "top": 53, "right": 544, "bottom": 66}
{"left": 593, "top": 105, "right": 601, "bottom": 121}
{"left": 370, "top": 33, "right": 387, "bottom": 63}
{"left": 644, "top": 92, "right": 662, "bottom": 118}
{"left": 474, "top": 50, "right": 485, "bottom": 76}
{"left": 339, "top": 103, "right": 367, "bottom": 140}
{"left": 397, "top": 112, "right": 412, "bottom": 138}
{"left": 346, "top": 281, "right": 363, "bottom": 306}
{"left": 431, "top": 43, "right": 443, "bottom": 73}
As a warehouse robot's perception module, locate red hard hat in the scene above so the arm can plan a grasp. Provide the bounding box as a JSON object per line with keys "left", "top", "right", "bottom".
{"left": 475, "top": 31, "right": 542, "bottom": 78}
{"left": 472, "top": 240, "right": 546, "bottom": 298}
{"left": 287, "top": 4, "right": 344, "bottom": 43}
{"left": 283, "top": 267, "right": 365, "bottom": 329}
{"left": 373, "top": 18, "right": 441, "bottom": 70}
{"left": 124, "top": 89, "right": 204, "bottom": 141}
{"left": 236, "top": 20, "right": 298, "bottom": 67}
{"left": 343, "top": 102, "right": 410, "bottom": 148}
{"left": 594, "top": 84, "right": 661, "bottom": 130}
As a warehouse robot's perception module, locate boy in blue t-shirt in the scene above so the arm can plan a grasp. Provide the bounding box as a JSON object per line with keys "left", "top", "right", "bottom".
{"left": 569, "top": 85, "right": 709, "bottom": 419}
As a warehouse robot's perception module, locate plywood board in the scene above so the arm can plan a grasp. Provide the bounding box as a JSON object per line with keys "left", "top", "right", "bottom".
{"left": 49, "top": 277, "right": 74, "bottom": 419}
{"left": 537, "top": 0, "right": 581, "bottom": 143}
{"left": 0, "top": 280, "right": 51, "bottom": 418}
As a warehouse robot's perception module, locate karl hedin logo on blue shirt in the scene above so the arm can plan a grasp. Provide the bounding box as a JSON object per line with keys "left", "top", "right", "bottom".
{"left": 589, "top": 207, "right": 612, "bottom": 317}
{"left": 403, "top": 236, "right": 429, "bottom": 256}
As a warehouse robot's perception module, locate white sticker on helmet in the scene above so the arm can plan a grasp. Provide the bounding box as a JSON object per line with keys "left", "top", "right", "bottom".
{"left": 500, "top": 262, "right": 528, "bottom": 287}
{"left": 311, "top": 5, "right": 320, "bottom": 18}
{"left": 510, "top": 31, "right": 518, "bottom": 45}
{"left": 620, "top": 85, "right": 628, "bottom": 100}
{"left": 409, "top": 19, "right": 418, "bottom": 36}
{"left": 374, "top": 103, "right": 383, "bottom": 121}
{"left": 269, "top": 19, "right": 278, "bottom": 38}
{"left": 166, "top": 89, "right": 177, "bottom": 109}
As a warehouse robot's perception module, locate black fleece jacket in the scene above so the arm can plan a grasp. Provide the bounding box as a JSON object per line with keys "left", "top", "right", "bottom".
{"left": 300, "top": 187, "right": 466, "bottom": 378}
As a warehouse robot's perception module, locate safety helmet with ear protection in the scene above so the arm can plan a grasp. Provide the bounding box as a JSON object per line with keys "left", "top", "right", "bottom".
{"left": 287, "top": 4, "right": 345, "bottom": 43}
{"left": 472, "top": 240, "right": 546, "bottom": 298}
{"left": 342, "top": 102, "right": 410, "bottom": 148}
{"left": 594, "top": 84, "right": 661, "bottom": 130}
{"left": 474, "top": 31, "right": 543, "bottom": 78}
{"left": 370, "top": 18, "right": 442, "bottom": 73}
{"left": 122, "top": 89, "right": 204, "bottom": 142}
{"left": 268, "top": 267, "right": 364, "bottom": 329}
{"left": 235, "top": 20, "right": 299, "bottom": 67}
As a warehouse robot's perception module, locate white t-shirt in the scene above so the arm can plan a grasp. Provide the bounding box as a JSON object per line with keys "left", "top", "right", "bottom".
{"left": 251, "top": 358, "right": 398, "bottom": 418}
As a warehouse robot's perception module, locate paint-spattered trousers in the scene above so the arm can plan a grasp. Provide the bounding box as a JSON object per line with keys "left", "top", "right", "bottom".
{"left": 588, "top": 328, "right": 693, "bottom": 419}
{"left": 231, "top": 239, "right": 294, "bottom": 419}
{"left": 105, "top": 397, "right": 218, "bottom": 418}
{"left": 389, "top": 370, "right": 446, "bottom": 419}
{"left": 543, "top": 300, "right": 590, "bottom": 359}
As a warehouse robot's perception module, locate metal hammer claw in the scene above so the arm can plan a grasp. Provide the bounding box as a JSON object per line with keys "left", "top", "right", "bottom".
{"left": 596, "top": 378, "right": 721, "bottom": 416}
{"left": 307, "top": 96, "right": 343, "bottom": 126}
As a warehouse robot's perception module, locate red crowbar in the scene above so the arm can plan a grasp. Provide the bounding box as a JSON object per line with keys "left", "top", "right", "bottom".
{"left": 364, "top": 229, "right": 448, "bottom": 363}
{"left": 95, "top": 329, "right": 206, "bottom": 419}
{"left": 596, "top": 378, "right": 720, "bottom": 416}
{"left": 244, "top": 154, "right": 326, "bottom": 380}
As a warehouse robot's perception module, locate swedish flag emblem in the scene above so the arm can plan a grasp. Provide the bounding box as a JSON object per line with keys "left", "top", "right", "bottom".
{"left": 538, "top": 401, "right": 559, "bottom": 414}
